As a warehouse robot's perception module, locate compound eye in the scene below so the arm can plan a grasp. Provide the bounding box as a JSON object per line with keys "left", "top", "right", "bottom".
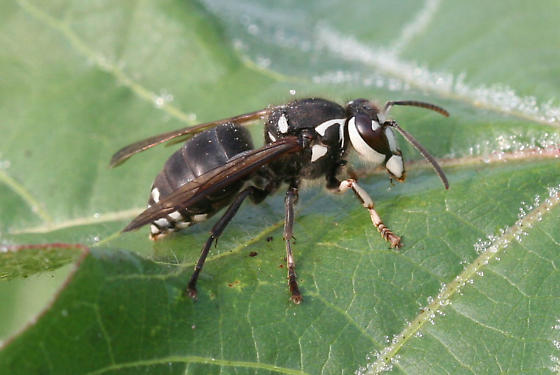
{"left": 352, "top": 114, "right": 391, "bottom": 156}
{"left": 347, "top": 114, "right": 385, "bottom": 164}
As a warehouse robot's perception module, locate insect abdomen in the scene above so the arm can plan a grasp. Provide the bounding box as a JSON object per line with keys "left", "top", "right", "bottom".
{"left": 148, "top": 123, "right": 254, "bottom": 239}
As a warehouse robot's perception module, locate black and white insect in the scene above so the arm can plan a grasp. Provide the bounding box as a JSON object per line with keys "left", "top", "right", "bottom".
{"left": 111, "top": 98, "right": 449, "bottom": 303}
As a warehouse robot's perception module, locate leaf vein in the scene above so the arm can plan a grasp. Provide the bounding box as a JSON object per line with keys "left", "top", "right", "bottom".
{"left": 84, "top": 355, "right": 309, "bottom": 375}
{"left": 361, "top": 185, "right": 560, "bottom": 374}
{"left": 307, "top": 291, "right": 381, "bottom": 348}
{"left": 16, "top": 0, "right": 197, "bottom": 125}
{"left": 0, "top": 169, "right": 52, "bottom": 224}
{"left": 424, "top": 330, "right": 477, "bottom": 374}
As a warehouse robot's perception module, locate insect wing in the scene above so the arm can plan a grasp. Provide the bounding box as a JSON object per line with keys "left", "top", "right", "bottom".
{"left": 110, "top": 108, "right": 272, "bottom": 167}
{"left": 123, "top": 137, "right": 301, "bottom": 232}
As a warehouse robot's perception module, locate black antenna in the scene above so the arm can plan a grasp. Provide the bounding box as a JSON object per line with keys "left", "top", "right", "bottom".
{"left": 388, "top": 121, "right": 449, "bottom": 189}
{"left": 383, "top": 100, "right": 449, "bottom": 117}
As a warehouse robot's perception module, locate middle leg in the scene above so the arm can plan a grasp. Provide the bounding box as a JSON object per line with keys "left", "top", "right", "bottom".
{"left": 284, "top": 186, "right": 302, "bottom": 304}
{"left": 185, "top": 186, "right": 257, "bottom": 300}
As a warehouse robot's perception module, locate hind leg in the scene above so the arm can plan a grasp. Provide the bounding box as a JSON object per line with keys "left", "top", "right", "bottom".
{"left": 185, "top": 186, "right": 259, "bottom": 299}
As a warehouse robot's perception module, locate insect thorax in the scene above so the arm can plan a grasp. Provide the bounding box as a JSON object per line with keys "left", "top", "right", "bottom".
{"left": 265, "top": 98, "right": 349, "bottom": 180}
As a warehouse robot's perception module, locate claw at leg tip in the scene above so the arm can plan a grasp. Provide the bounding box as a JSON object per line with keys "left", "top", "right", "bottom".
{"left": 185, "top": 287, "right": 198, "bottom": 301}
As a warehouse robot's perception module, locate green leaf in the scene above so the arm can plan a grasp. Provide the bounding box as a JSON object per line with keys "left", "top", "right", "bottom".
{"left": 0, "top": 244, "right": 84, "bottom": 280}
{"left": 1, "top": 0, "right": 560, "bottom": 374}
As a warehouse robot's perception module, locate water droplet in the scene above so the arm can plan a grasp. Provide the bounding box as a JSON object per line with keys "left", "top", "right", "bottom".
{"left": 247, "top": 24, "right": 259, "bottom": 35}
{"left": 154, "top": 89, "right": 174, "bottom": 108}
{"left": 256, "top": 56, "right": 271, "bottom": 68}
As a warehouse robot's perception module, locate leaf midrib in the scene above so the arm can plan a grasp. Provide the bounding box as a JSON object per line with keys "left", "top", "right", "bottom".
{"left": 364, "top": 182, "right": 560, "bottom": 374}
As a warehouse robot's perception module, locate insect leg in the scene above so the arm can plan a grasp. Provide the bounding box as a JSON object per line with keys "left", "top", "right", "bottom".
{"left": 284, "top": 186, "right": 303, "bottom": 304}
{"left": 338, "top": 179, "right": 402, "bottom": 248}
{"left": 185, "top": 187, "right": 256, "bottom": 300}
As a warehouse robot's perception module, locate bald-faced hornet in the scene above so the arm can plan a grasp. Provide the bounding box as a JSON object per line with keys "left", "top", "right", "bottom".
{"left": 111, "top": 98, "right": 449, "bottom": 303}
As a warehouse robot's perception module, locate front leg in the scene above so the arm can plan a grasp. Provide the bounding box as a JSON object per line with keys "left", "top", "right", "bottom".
{"left": 284, "top": 186, "right": 303, "bottom": 304}
{"left": 337, "top": 179, "right": 402, "bottom": 248}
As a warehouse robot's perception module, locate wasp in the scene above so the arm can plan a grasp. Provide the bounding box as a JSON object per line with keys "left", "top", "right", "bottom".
{"left": 111, "top": 98, "right": 449, "bottom": 303}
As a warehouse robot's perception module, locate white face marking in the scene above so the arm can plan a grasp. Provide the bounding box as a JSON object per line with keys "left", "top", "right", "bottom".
{"left": 151, "top": 187, "right": 160, "bottom": 203}
{"left": 310, "top": 144, "right": 328, "bottom": 162}
{"left": 339, "top": 123, "right": 345, "bottom": 148}
{"left": 154, "top": 217, "right": 169, "bottom": 227}
{"left": 348, "top": 117, "right": 385, "bottom": 165}
{"left": 193, "top": 214, "right": 208, "bottom": 222}
{"left": 268, "top": 131, "right": 276, "bottom": 142}
{"left": 278, "top": 114, "right": 289, "bottom": 134}
{"left": 169, "top": 211, "right": 182, "bottom": 221}
{"left": 377, "top": 112, "right": 386, "bottom": 124}
{"left": 150, "top": 225, "right": 159, "bottom": 234}
{"left": 386, "top": 155, "right": 404, "bottom": 178}
{"left": 371, "top": 120, "right": 380, "bottom": 131}
{"left": 385, "top": 127, "right": 399, "bottom": 153}
{"left": 314, "top": 118, "right": 346, "bottom": 136}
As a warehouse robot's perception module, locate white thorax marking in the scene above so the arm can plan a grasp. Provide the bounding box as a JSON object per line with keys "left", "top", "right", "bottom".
{"left": 314, "top": 117, "right": 347, "bottom": 149}
{"left": 347, "top": 117, "right": 385, "bottom": 165}
{"left": 278, "top": 114, "right": 289, "bottom": 133}
{"left": 314, "top": 118, "right": 346, "bottom": 136}
{"left": 311, "top": 144, "right": 328, "bottom": 162}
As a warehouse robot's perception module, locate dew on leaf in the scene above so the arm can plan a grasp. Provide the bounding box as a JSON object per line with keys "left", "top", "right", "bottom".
{"left": 153, "top": 89, "right": 174, "bottom": 108}
{"left": 0, "top": 160, "right": 11, "bottom": 169}
{"left": 256, "top": 56, "right": 271, "bottom": 68}
{"left": 247, "top": 24, "right": 259, "bottom": 35}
